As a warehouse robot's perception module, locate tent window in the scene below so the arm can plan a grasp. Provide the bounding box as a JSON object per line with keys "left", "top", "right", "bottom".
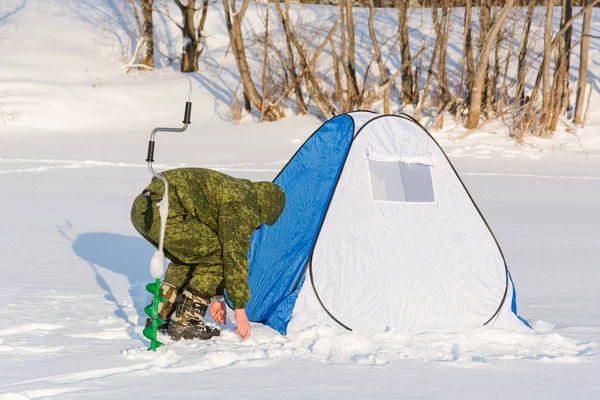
{"left": 368, "top": 160, "right": 435, "bottom": 202}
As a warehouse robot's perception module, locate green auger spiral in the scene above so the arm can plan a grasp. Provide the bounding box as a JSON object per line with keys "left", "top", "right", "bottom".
{"left": 143, "top": 278, "right": 166, "bottom": 351}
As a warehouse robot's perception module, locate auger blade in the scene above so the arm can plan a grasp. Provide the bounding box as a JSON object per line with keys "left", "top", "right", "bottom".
{"left": 144, "top": 304, "right": 158, "bottom": 319}
{"left": 143, "top": 326, "right": 155, "bottom": 340}
{"left": 146, "top": 282, "right": 159, "bottom": 294}
{"left": 150, "top": 339, "right": 164, "bottom": 351}
{"left": 144, "top": 278, "right": 168, "bottom": 351}
{"left": 144, "top": 305, "right": 166, "bottom": 324}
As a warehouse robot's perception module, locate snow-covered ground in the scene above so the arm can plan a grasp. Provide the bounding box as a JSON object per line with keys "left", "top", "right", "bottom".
{"left": 1, "top": 0, "right": 600, "bottom": 398}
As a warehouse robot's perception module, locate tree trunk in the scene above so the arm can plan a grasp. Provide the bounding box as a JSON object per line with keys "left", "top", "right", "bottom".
{"left": 574, "top": 0, "right": 592, "bottom": 124}
{"left": 273, "top": 0, "right": 308, "bottom": 114}
{"left": 197, "top": 0, "right": 209, "bottom": 58}
{"left": 259, "top": 0, "right": 271, "bottom": 121}
{"left": 330, "top": 37, "right": 345, "bottom": 110}
{"left": 369, "top": 0, "right": 389, "bottom": 113}
{"left": 338, "top": 0, "right": 349, "bottom": 110}
{"left": 479, "top": 0, "right": 491, "bottom": 42}
{"left": 222, "top": 0, "right": 283, "bottom": 120}
{"left": 140, "top": 0, "right": 154, "bottom": 69}
{"left": 479, "top": 0, "right": 492, "bottom": 111}
{"left": 415, "top": 2, "right": 441, "bottom": 120}
{"left": 275, "top": 0, "right": 336, "bottom": 117}
{"left": 431, "top": 1, "right": 441, "bottom": 107}
{"left": 437, "top": 1, "right": 449, "bottom": 110}
{"left": 465, "top": 0, "right": 515, "bottom": 129}
{"left": 489, "top": 31, "right": 500, "bottom": 114}
{"left": 516, "top": 0, "right": 534, "bottom": 106}
{"left": 563, "top": 0, "right": 572, "bottom": 110}
{"left": 499, "top": 8, "right": 518, "bottom": 110}
{"left": 541, "top": 1, "right": 554, "bottom": 120}
{"left": 549, "top": 0, "right": 571, "bottom": 131}
{"left": 398, "top": 0, "right": 414, "bottom": 104}
{"left": 463, "top": 0, "right": 475, "bottom": 107}
{"left": 344, "top": 0, "right": 360, "bottom": 105}
{"left": 176, "top": 0, "right": 198, "bottom": 73}
{"left": 434, "top": 0, "right": 450, "bottom": 129}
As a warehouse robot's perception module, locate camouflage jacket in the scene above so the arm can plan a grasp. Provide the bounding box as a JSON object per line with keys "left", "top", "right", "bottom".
{"left": 143, "top": 168, "right": 285, "bottom": 309}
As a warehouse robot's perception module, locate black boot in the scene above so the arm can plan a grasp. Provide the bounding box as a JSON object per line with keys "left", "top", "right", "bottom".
{"left": 167, "top": 288, "right": 221, "bottom": 341}
{"left": 145, "top": 282, "right": 180, "bottom": 331}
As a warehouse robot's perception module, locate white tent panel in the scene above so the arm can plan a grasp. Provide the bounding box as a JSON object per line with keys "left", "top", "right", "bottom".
{"left": 289, "top": 116, "right": 508, "bottom": 334}
{"left": 349, "top": 111, "right": 379, "bottom": 136}
{"left": 488, "top": 279, "right": 530, "bottom": 331}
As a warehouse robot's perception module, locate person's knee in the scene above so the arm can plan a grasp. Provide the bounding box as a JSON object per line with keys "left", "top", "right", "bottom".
{"left": 164, "top": 263, "right": 193, "bottom": 288}
{"left": 188, "top": 265, "right": 224, "bottom": 296}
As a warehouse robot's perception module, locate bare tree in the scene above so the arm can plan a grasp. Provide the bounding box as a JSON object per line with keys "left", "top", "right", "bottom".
{"left": 398, "top": 0, "right": 414, "bottom": 104}
{"left": 498, "top": 8, "right": 518, "bottom": 110}
{"left": 478, "top": 0, "right": 492, "bottom": 111}
{"left": 273, "top": 0, "right": 308, "bottom": 114}
{"left": 267, "top": 12, "right": 340, "bottom": 119}
{"left": 123, "top": 0, "right": 153, "bottom": 71}
{"left": 157, "top": 0, "right": 210, "bottom": 73}
{"left": 173, "top": 0, "right": 199, "bottom": 72}
{"left": 369, "top": 0, "right": 390, "bottom": 113}
{"left": 339, "top": 0, "right": 360, "bottom": 107}
{"left": 223, "top": 0, "right": 284, "bottom": 120}
{"left": 465, "top": 0, "right": 515, "bottom": 129}
{"left": 574, "top": 0, "right": 592, "bottom": 124}
{"left": 462, "top": 0, "right": 475, "bottom": 106}
{"left": 431, "top": 0, "right": 451, "bottom": 130}
{"left": 259, "top": 0, "right": 271, "bottom": 121}
{"left": 197, "top": 0, "right": 210, "bottom": 58}
{"left": 541, "top": 0, "right": 554, "bottom": 129}
{"left": 516, "top": 0, "right": 535, "bottom": 106}
{"left": 415, "top": 1, "right": 441, "bottom": 120}
{"left": 548, "top": 0, "right": 572, "bottom": 131}
{"left": 488, "top": 8, "right": 502, "bottom": 115}
{"left": 514, "top": 0, "right": 599, "bottom": 139}
{"left": 140, "top": 0, "right": 155, "bottom": 68}
{"left": 563, "top": 0, "right": 573, "bottom": 100}
{"left": 438, "top": 1, "right": 450, "bottom": 107}
{"left": 345, "top": 0, "right": 358, "bottom": 96}
{"left": 273, "top": 0, "right": 337, "bottom": 116}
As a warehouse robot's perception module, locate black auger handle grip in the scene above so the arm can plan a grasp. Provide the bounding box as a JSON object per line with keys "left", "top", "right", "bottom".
{"left": 146, "top": 140, "right": 155, "bottom": 163}
{"left": 183, "top": 102, "right": 192, "bottom": 124}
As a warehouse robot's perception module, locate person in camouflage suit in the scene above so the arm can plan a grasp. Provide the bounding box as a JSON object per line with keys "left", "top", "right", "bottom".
{"left": 131, "top": 168, "right": 285, "bottom": 341}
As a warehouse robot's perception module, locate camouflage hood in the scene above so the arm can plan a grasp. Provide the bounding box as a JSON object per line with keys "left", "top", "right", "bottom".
{"left": 253, "top": 181, "right": 286, "bottom": 226}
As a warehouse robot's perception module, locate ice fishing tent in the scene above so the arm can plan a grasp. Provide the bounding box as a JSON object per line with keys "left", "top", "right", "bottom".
{"left": 228, "top": 111, "right": 529, "bottom": 335}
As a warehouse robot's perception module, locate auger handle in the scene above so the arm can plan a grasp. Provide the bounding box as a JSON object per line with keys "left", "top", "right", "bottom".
{"left": 146, "top": 140, "right": 156, "bottom": 163}
{"left": 183, "top": 101, "right": 192, "bottom": 124}
{"left": 146, "top": 102, "right": 192, "bottom": 165}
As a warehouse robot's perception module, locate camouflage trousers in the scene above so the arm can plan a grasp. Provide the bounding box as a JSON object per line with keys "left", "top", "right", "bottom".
{"left": 131, "top": 192, "right": 225, "bottom": 297}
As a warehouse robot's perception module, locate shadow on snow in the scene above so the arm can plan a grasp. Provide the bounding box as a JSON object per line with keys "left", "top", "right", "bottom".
{"left": 71, "top": 231, "right": 155, "bottom": 331}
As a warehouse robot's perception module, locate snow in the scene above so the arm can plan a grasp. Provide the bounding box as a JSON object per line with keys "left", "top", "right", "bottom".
{"left": 1, "top": 0, "right": 600, "bottom": 398}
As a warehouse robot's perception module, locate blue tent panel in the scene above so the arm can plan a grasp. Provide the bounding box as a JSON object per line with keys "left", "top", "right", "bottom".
{"left": 508, "top": 269, "right": 531, "bottom": 328}
{"left": 264, "top": 275, "right": 305, "bottom": 332}
{"left": 229, "top": 114, "right": 355, "bottom": 334}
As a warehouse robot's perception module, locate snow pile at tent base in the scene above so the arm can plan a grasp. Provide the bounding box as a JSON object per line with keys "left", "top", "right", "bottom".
{"left": 241, "top": 112, "right": 530, "bottom": 335}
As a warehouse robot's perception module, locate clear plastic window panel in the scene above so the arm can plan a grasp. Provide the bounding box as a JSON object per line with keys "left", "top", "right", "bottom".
{"left": 368, "top": 160, "right": 435, "bottom": 202}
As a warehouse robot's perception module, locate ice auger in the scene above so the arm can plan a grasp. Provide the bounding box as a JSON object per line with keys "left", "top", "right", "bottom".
{"left": 142, "top": 102, "right": 192, "bottom": 351}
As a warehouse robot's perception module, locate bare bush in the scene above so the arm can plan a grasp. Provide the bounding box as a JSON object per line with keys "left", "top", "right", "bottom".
{"left": 118, "top": 0, "right": 599, "bottom": 140}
